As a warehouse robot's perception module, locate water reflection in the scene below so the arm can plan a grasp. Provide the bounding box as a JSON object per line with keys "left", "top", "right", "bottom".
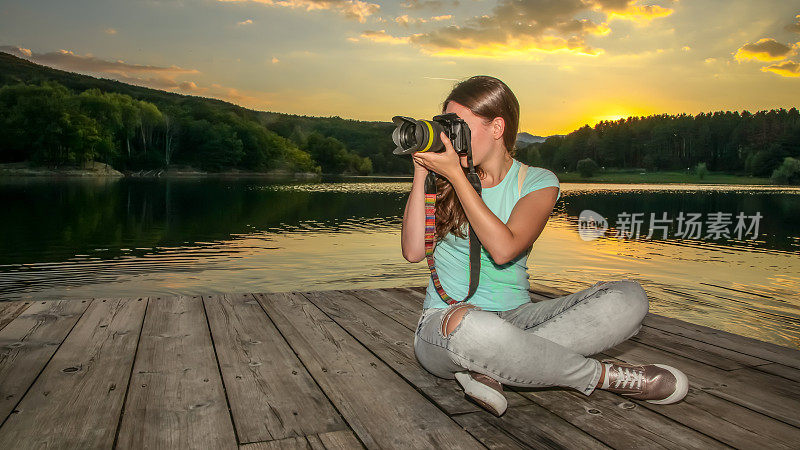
{"left": 0, "top": 177, "right": 798, "bottom": 351}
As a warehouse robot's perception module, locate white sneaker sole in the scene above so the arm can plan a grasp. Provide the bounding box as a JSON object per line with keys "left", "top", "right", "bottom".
{"left": 646, "top": 364, "right": 689, "bottom": 404}
{"left": 454, "top": 371, "right": 508, "bottom": 416}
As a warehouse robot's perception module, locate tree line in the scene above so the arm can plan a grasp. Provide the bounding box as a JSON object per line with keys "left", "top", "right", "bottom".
{"left": 0, "top": 80, "right": 378, "bottom": 174}
{"left": 1, "top": 51, "right": 798, "bottom": 179}
{"left": 517, "top": 108, "right": 800, "bottom": 181}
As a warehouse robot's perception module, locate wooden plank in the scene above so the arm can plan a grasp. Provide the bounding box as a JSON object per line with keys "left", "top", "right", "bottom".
{"left": 750, "top": 362, "right": 800, "bottom": 383}
{"left": 629, "top": 326, "right": 771, "bottom": 370}
{"left": 252, "top": 291, "right": 483, "bottom": 449}
{"left": 528, "top": 282, "right": 570, "bottom": 299}
{"left": 306, "top": 288, "right": 531, "bottom": 414}
{"left": 0, "top": 300, "right": 33, "bottom": 333}
{"left": 529, "top": 283, "right": 800, "bottom": 370}
{"left": 238, "top": 430, "right": 363, "bottom": 449}
{"left": 204, "top": 293, "right": 348, "bottom": 444}
{"left": 116, "top": 295, "right": 237, "bottom": 449}
{"left": 604, "top": 337, "right": 800, "bottom": 428}
{"left": 452, "top": 404, "right": 610, "bottom": 449}
{"left": 514, "top": 387, "right": 728, "bottom": 449}
{"left": 0, "top": 297, "right": 146, "bottom": 448}
{"left": 641, "top": 313, "right": 800, "bottom": 370}
{"left": 0, "top": 299, "right": 90, "bottom": 423}
{"left": 406, "top": 286, "right": 427, "bottom": 295}
{"left": 354, "top": 287, "right": 423, "bottom": 327}
{"left": 595, "top": 353, "right": 800, "bottom": 449}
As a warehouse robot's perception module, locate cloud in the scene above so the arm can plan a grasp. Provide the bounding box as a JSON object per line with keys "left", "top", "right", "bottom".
{"left": 104, "top": 28, "right": 117, "bottom": 35}
{"left": 400, "top": 0, "right": 460, "bottom": 10}
{"left": 785, "top": 14, "right": 800, "bottom": 34}
{"left": 761, "top": 60, "right": 800, "bottom": 77}
{"left": 217, "top": 0, "right": 380, "bottom": 23}
{"left": 271, "top": 56, "right": 280, "bottom": 63}
{"left": 1, "top": 45, "right": 32, "bottom": 58}
{"left": 378, "top": 0, "right": 620, "bottom": 59}
{"left": 0, "top": 47, "right": 199, "bottom": 79}
{"left": 734, "top": 38, "right": 795, "bottom": 62}
{"left": 395, "top": 14, "right": 453, "bottom": 27}
{"left": 395, "top": 15, "right": 422, "bottom": 27}
{"left": 589, "top": 0, "right": 675, "bottom": 25}
{"left": 236, "top": 18, "right": 254, "bottom": 26}
{"left": 358, "top": 0, "right": 675, "bottom": 59}
{"left": 355, "top": 30, "right": 414, "bottom": 44}
{"left": 204, "top": 83, "right": 258, "bottom": 103}
{"left": 1, "top": 45, "right": 275, "bottom": 108}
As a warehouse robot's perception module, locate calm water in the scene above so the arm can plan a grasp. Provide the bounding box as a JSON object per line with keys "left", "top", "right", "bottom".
{"left": 2, "top": 177, "right": 799, "bottom": 351}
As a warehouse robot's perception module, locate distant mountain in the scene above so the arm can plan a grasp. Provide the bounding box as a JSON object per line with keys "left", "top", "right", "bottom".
{"left": 517, "top": 132, "right": 565, "bottom": 145}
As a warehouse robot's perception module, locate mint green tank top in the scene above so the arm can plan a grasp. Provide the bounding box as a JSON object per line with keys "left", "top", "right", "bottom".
{"left": 423, "top": 159, "right": 561, "bottom": 312}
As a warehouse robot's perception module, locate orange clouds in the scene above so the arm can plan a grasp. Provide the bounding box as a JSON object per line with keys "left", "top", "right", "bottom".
{"left": 351, "top": 30, "right": 414, "bottom": 44}
{"left": 590, "top": 0, "right": 675, "bottom": 24}
{"left": 356, "top": 0, "right": 676, "bottom": 59}
{"left": 734, "top": 38, "right": 795, "bottom": 62}
{"left": 393, "top": 13, "right": 452, "bottom": 27}
{"left": 785, "top": 14, "right": 800, "bottom": 34}
{"left": 0, "top": 45, "right": 261, "bottom": 105}
{"left": 0, "top": 47, "right": 199, "bottom": 81}
{"left": 734, "top": 12, "right": 800, "bottom": 79}
{"left": 217, "top": 0, "right": 380, "bottom": 23}
{"left": 761, "top": 60, "right": 800, "bottom": 77}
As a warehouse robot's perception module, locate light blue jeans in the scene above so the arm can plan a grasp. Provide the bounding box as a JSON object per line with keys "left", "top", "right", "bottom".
{"left": 413, "top": 279, "right": 650, "bottom": 396}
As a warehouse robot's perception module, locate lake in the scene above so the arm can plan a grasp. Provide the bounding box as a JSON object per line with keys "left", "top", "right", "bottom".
{"left": 1, "top": 176, "right": 799, "bottom": 351}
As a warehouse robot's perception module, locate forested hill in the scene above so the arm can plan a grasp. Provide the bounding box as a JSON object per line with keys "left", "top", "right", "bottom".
{"left": 0, "top": 51, "right": 396, "bottom": 174}
{"left": 1, "top": 50, "right": 799, "bottom": 181}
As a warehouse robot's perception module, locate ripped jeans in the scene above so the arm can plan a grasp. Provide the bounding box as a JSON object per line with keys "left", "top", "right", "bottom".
{"left": 413, "top": 279, "right": 649, "bottom": 396}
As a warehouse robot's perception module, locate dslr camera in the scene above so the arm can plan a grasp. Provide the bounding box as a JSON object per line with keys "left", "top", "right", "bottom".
{"left": 391, "top": 113, "right": 472, "bottom": 156}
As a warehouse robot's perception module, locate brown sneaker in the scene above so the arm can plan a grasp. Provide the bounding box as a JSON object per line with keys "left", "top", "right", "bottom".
{"left": 454, "top": 371, "right": 507, "bottom": 416}
{"left": 598, "top": 359, "right": 689, "bottom": 404}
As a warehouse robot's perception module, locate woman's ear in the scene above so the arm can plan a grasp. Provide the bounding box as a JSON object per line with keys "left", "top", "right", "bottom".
{"left": 492, "top": 117, "right": 505, "bottom": 140}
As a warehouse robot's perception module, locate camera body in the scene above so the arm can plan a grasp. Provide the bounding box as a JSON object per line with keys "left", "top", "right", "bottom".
{"left": 391, "top": 113, "right": 472, "bottom": 156}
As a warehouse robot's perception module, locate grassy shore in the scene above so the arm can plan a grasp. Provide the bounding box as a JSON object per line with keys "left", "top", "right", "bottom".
{"left": 553, "top": 169, "right": 774, "bottom": 185}
{"left": 0, "top": 162, "right": 780, "bottom": 185}
{"left": 0, "top": 162, "right": 321, "bottom": 180}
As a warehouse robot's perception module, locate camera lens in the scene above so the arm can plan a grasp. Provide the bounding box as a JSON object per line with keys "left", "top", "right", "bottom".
{"left": 398, "top": 122, "right": 417, "bottom": 150}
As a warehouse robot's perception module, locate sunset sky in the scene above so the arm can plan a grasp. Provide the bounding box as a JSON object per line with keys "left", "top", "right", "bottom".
{"left": 1, "top": 0, "right": 798, "bottom": 136}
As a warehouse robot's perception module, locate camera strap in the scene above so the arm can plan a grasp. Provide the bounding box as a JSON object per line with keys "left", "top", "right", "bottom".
{"left": 423, "top": 169, "right": 483, "bottom": 305}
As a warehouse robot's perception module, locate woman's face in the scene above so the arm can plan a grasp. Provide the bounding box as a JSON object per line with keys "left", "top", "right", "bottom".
{"left": 444, "top": 100, "right": 502, "bottom": 167}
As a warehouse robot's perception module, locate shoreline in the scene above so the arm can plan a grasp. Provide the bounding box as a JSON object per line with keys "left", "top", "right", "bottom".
{"left": 0, "top": 162, "right": 784, "bottom": 185}
{"left": 0, "top": 162, "right": 322, "bottom": 180}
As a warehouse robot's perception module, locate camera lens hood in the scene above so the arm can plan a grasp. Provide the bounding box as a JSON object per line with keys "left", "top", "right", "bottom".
{"left": 392, "top": 116, "right": 441, "bottom": 155}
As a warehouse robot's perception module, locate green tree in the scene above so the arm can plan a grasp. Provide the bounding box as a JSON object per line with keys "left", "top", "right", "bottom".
{"left": 771, "top": 157, "right": 800, "bottom": 185}
{"left": 577, "top": 157, "right": 599, "bottom": 177}
{"left": 695, "top": 162, "right": 708, "bottom": 179}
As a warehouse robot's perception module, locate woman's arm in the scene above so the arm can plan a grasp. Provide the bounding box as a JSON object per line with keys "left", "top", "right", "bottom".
{"left": 400, "top": 162, "right": 431, "bottom": 263}
{"left": 450, "top": 173, "right": 558, "bottom": 265}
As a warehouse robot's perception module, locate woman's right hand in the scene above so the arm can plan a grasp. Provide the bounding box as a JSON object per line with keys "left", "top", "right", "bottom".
{"left": 412, "top": 152, "right": 428, "bottom": 174}
{"left": 402, "top": 154, "right": 430, "bottom": 263}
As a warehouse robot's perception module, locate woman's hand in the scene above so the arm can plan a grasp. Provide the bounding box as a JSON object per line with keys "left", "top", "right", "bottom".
{"left": 412, "top": 132, "right": 464, "bottom": 182}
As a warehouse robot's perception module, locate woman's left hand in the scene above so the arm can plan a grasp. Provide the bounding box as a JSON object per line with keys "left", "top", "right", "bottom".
{"left": 412, "top": 131, "right": 464, "bottom": 182}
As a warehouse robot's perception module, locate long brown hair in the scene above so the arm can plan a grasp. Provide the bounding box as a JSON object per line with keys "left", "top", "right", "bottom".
{"left": 434, "top": 75, "right": 520, "bottom": 241}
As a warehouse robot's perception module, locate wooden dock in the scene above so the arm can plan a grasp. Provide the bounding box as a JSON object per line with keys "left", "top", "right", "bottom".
{"left": 0, "top": 284, "right": 798, "bottom": 449}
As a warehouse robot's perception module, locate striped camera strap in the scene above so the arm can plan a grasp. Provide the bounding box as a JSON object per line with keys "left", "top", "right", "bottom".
{"left": 423, "top": 170, "right": 483, "bottom": 305}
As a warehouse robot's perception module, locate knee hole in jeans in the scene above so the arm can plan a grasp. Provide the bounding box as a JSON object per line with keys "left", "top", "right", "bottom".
{"left": 439, "top": 304, "right": 480, "bottom": 339}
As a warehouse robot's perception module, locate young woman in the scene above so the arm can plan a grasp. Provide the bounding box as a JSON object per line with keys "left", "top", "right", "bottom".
{"left": 401, "top": 75, "right": 688, "bottom": 417}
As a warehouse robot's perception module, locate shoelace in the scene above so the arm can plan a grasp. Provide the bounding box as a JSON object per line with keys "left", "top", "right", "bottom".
{"left": 612, "top": 366, "right": 645, "bottom": 390}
